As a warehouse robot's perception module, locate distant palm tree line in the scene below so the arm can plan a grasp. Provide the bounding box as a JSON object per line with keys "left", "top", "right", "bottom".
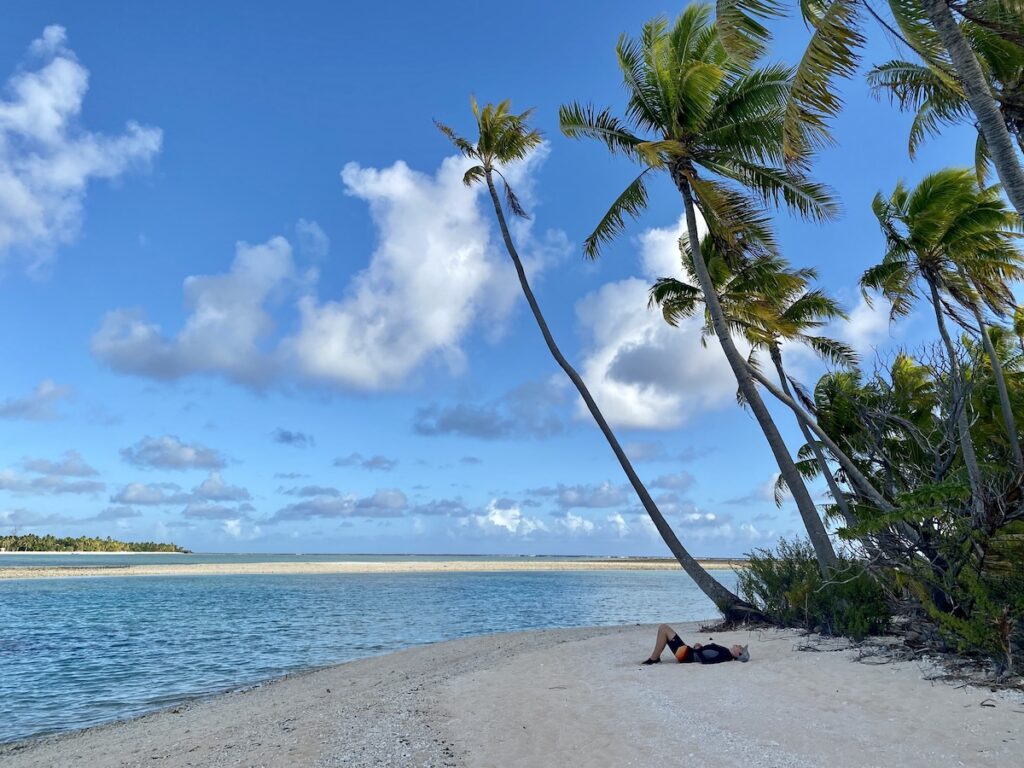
{"left": 0, "top": 534, "right": 186, "bottom": 553}
{"left": 438, "top": 0, "right": 1024, "bottom": 640}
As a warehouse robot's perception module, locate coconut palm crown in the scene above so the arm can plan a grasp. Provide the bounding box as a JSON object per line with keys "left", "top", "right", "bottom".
{"left": 559, "top": 4, "right": 837, "bottom": 260}
{"left": 435, "top": 97, "right": 542, "bottom": 217}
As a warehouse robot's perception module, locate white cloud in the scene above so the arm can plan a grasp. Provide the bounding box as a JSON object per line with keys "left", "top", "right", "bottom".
{"left": 194, "top": 471, "right": 250, "bottom": 502}
{"left": 0, "top": 25, "right": 161, "bottom": 273}
{"left": 839, "top": 294, "right": 897, "bottom": 359}
{"left": 295, "top": 218, "right": 329, "bottom": 260}
{"left": 0, "top": 379, "right": 72, "bottom": 420}
{"left": 120, "top": 435, "right": 225, "bottom": 470}
{"left": 575, "top": 216, "right": 741, "bottom": 429}
{"left": 283, "top": 156, "right": 507, "bottom": 390}
{"left": 93, "top": 152, "right": 565, "bottom": 393}
{"left": 23, "top": 450, "right": 97, "bottom": 477}
{"left": 468, "top": 500, "right": 547, "bottom": 536}
{"left": 92, "top": 237, "right": 294, "bottom": 384}
{"left": 607, "top": 512, "right": 629, "bottom": 536}
{"left": 558, "top": 511, "right": 595, "bottom": 534}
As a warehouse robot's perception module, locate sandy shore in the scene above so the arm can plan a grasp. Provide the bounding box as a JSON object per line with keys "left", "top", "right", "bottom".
{"left": 0, "top": 558, "right": 743, "bottom": 580}
{"left": 3, "top": 622, "right": 1020, "bottom": 768}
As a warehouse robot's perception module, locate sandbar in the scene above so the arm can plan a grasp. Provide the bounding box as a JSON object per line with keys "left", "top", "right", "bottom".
{"left": 0, "top": 558, "right": 743, "bottom": 580}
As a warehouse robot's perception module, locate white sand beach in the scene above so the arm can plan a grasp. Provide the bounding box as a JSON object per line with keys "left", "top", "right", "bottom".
{"left": 3, "top": 622, "right": 1020, "bottom": 768}
{"left": 0, "top": 558, "right": 742, "bottom": 580}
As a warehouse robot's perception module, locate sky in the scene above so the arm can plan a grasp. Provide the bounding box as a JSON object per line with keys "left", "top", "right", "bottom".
{"left": 0, "top": 1, "right": 979, "bottom": 555}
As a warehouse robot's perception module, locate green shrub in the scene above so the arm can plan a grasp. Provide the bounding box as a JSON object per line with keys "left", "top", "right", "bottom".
{"left": 738, "top": 538, "right": 891, "bottom": 640}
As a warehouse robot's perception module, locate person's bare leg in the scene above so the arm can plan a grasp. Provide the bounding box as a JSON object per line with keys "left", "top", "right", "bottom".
{"left": 645, "top": 623, "right": 678, "bottom": 662}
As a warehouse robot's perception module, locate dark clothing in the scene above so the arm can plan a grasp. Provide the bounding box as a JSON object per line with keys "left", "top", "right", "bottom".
{"left": 666, "top": 633, "right": 694, "bottom": 663}
{"left": 667, "top": 636, "right": 734, "bottom": 664}
{"left": 692, "top": 643, "right": 735, "bottom": 664}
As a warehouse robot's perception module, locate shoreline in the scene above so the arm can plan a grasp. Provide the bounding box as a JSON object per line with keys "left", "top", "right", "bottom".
{"left": 3, "top": 621, "right": 1020, "bottom": 767}
{"left": 0, "top": 557, "right": 745, "bottom": 580}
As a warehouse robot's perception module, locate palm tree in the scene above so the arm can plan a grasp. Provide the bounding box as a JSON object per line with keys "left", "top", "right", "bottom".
{"left": 715, "top": 0, "right": 1024, "bottom": 216}
{"left": 862, "top": 168, "right": 1024, "bottom": 503}
{"left": 867, "top": 6, "right": 1024, "bottom": 178}
{"left": 559, "top": 5, "right": 841, "bottom": 574}
{"left": 650, "top": 235, "right": 860, "bottom": 526}
{"left": 435, "top": 98, "right": 752, "bottom": 617}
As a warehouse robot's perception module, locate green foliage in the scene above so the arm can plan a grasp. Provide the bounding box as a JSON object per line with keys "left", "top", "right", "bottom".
{"left": 737, "top": 538, "right": 891, "bottom": 640}
{"left": 0, "top": 533, "right": 187, "bottom": 553}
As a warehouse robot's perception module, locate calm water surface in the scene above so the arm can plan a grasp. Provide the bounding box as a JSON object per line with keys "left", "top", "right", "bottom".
{"left": 0, "top": 568, "right": 739, "bottom": 744}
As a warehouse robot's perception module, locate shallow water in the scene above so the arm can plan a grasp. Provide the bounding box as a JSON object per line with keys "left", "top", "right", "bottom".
{"left": 0, "top": 568, "right": 739, "bottom": 744}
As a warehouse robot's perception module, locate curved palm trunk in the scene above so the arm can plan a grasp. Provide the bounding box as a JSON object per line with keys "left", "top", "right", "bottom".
{"left": 926, "top": 279, "right": 985, "bottom": 514}
{"left": 922, "top": 0, "right": 1024, "bottom": 216}
{"left": 742, "top": 363, "right": 895, "bottom": 512}
{"left": 482, "top": 173, "right": 750, "bottom": 618}
{"left": 769, "top": 344, "right": 858, "bottom": 528}
{"left": 969, "top": 306, "right": 1023, "bottom": 469}
{"left": 673, "top": 171, "right": 838, "bottom": 575}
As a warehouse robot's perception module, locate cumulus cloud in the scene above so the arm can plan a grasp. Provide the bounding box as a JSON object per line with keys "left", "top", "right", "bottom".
{"left": 120, "top": 435, "right": 226, "bottom": 470}
{"left": 295, "top": 218, "right": 329, "bottom": 261}
{"left": 92, "top": 152, "right": 565, "bottom": 393}
{"left": 269, "top": 488, "right": 408, "bottom": 522}
{"left": 271, "top": 428, "right": 314, "bottom": 448}
{"left": 650, "top": 471, "right": 695, "bottom": 491}
{"left": 110, "top": 482, "right": 191, "bottom": 506}
{"left": 282, "top": 157, "right": 501, "bottom": 389}
{"left": 838, "top": 294, "right": 897, "bottom": 358}
{"left": 0, "top": 26, "right": 161, "bottom": 273}
{"left": 182, "top": 502, "right": 245, "bottom": 520}
{"left": 554, "top": 511, "right": 596, "bottom": 534}
{"left": 528, "top": 481, "right": 628, "bottom": 509}
{"left": 466, "top": 500, "right": 547, "bottom": 536}
{"left": 93, "top": 506, "right": 141, "bottom": 521}
{"left": 575, "top": 216, "right": 741, "bottom": 429}
{"left": 413, "top": 379, "right": 566, "bottom": 439}
{"left": 193, "top": 471, "right": 250, "bottom": 502}
{"left": 23, "top": 450, "right": 97, "bottom": 477}
{"left": 281, "top": 485, "right": 343, "bottom": 497}
{"left": 333, "top": 452, "right": 397, "bottom": 472}
{"left": 0, "top": 468, "right": 104, "bottom": 495}
{"left": 0, "top": 379, "right": 72, "bottom": 420}
{"left": 410, "top": 497, "right": 473, "bottom": 517}
{"left": 92, "top": 237, "right": 295, "bottom": 384}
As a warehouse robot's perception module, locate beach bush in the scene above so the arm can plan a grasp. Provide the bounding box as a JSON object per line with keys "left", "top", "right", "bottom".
{"left": 737, "top": 538, "right": 891, "bottom": 641}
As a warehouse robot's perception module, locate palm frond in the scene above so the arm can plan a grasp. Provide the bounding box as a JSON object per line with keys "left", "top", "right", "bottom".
{"left": 583, "top": 169, "right": 652, "bottom": 258}
{"left": 716, "top": 0, "right": 786, "bottom": 62}
{"left": 559, "top": 102, "right": 644, "bottom": 159}
{"left": 785, "top": 0, "right": 864, "bottom": 164}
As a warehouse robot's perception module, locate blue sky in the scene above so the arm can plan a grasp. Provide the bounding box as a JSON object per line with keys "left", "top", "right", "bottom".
{"left": 0, "top": 1, "right": 977, "bottom": 555}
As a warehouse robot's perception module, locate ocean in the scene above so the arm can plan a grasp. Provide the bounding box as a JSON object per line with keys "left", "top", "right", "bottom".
{"left": 0, "top": 555, "right": 740, "bottom": 744}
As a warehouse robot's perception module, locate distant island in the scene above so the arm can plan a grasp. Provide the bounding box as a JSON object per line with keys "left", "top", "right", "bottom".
{"left": 0, "top": 534, "right": 188, "bottom": 553}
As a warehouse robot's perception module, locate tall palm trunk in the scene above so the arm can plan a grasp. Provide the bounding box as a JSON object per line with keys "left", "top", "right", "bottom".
{"left": 923, "top": 0, "right": 1024, "bottom": 216}
{"left": 969, "top": 305, "right": 1023, "bottom": 469}
{"left": 673, "top": 169, "right": 838, "bottom": 575}
{"left": 768, "top": 343, "right": 858, "bottom": 527}
{"left": 926, "top": 278, "right": 986, "bottom": 513}
{"left": 482, "top": 172, "right": 751, "bottom": 618}
{"left": 742, "top": 363, "right": 895, "bottom": 512}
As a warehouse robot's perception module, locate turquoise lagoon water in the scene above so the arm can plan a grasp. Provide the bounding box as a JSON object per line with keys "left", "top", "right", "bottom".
{"left": 0, "top": 562, "right": 739, "bottom": 744}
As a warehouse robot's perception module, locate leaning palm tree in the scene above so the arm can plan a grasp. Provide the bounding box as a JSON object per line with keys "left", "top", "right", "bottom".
{"left": 560, "top": 4, "right": 841, "bottom": 574}
{"left": 862, "top": 168, "right": 1024, "bottom": 504}
{"left": 716, "top": 0, "right": 1024, "bottom": 216}
{"left": 651, "top": 235, "right": 860, "bottom": 526}
{"left": 435, "top": 98, "right": 752, "bottom": 618}
{"left": 867, "top": 7, "right": 1024, "bottom": 181}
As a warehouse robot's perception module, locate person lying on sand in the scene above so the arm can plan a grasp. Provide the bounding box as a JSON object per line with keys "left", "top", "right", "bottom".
{"left": 641, "top": 623, "right": 749, "bottom": 665}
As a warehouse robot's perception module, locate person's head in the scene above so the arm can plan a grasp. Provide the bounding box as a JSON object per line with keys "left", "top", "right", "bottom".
{"left": 730, "top": 644, "right": 750, "bottom": 662}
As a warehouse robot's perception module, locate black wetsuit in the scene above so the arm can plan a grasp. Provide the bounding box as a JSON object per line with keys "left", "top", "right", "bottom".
{"left": 666, "top": 636, "right": 734, "bottom": 664}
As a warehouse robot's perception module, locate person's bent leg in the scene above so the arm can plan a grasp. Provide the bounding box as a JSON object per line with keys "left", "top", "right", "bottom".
{"left": 643, "top": 623, "right": 677, "bottom": 663}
